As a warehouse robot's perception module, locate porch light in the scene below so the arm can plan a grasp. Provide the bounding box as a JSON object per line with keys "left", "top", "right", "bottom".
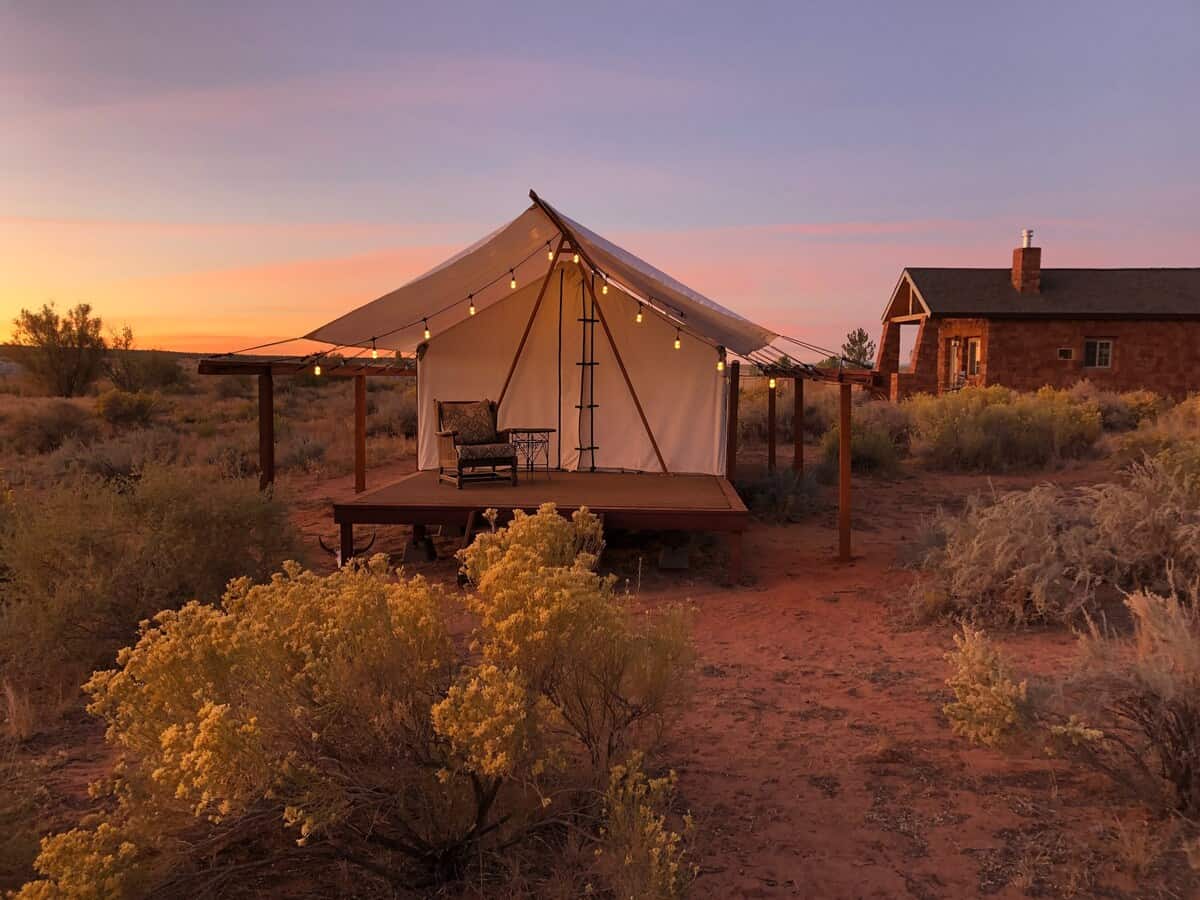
{"left": 673, "top": 328, "right": 681, "bottom": 350}
{"left": 509, "top": 270, "right": 517, "bottom": 289}
{"left": 423, "top": 319, "right": 431, "bottom": 340}
{"left": 468, "top": 294, "right": 476, "bottom": 316}
{"left": 635, "top": 302, "right": 644, "bottom": 324}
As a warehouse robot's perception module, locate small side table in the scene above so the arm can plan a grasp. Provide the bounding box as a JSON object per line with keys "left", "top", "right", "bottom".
{"left": 508, "top": 427, "right": 555, "bottom": 478}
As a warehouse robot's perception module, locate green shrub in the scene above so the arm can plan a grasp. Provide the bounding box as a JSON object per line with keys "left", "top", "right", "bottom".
{"left": 212, "top": 374, "right": 253, "bottom": 400}
{"left": 10, "top": 304, "right": 106, "bottom": 398}
{"left": 904, "top": 386, "right": 1101, "bottom": 471}
{"left": 943, "top": 624, "right": 1028, "bottom": 747}
{"left": 2, "top": 401, "right": 98, "bottom": 455}
{"left": 1115, "top": 395, "right": 1200, "bottom": 462}
{"left": 366, "top": 386, "right": 418, "bottom": 438}
{"left": 279, "top": 434, "right": 327, "bottom": 473}
{"left": 0, "top": 465, "right": 301, "bottom": 695}
{"left": 1066, "top": 380, "right": 1167, "bottom": 432}
{"left": 49, "top": 428, "right": 183, "bottom": 482}
{"left": 734, "top": 469, "right": 819, "bottom": 522}
{"left": 819, "top": 401, "right": 909, "bottom": 476}
{"left": 95, "top": 390, "right": 159, "bottom": 428}
{"left": 106, "top": 329, "right": 188, "bottom": 393}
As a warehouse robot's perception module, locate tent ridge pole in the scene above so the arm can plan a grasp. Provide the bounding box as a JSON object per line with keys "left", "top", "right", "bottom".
{"left": 585, "top": 276, "right": 669, "bottom": 475}
{"left": 497, "top": 234, "right": 566, "bottom": 410}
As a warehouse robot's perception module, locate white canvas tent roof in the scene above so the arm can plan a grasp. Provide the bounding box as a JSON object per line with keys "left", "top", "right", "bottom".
{"left": 306, "top": 193, "right": 778, "bottom": 476}
{"left": 306, "top": 192, "right": 777, "bottom": 356}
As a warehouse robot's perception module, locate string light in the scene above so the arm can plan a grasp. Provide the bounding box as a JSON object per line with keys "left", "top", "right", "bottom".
{"left": 572, "top": 252, "right": 580, "bottom": 264}
{"left": 509, "top": 270, "right": 517, "bottom": 290}
{"left": 769, "top": 377, "right": 777, "bottom": 389}
{"left": 423, "top": 318, "right": 431, "bottom": 340}
{"left": 546, "top": 242, "right": 554, "bottom": 261}
{"left": 635, "top": 302, "right": 644, "bottom": 324}
{"left": 370, "top": 338, "right": 378, "bottom": 360}
{"left": 674, "top": 328, "right": 681, "bottom": 351}
{"left": 601, "top": 275, "right": 608, "bottom": 295}
{"left": 468, "top": 294, "right": 476, "bottom": 316}
{"left": 717, "top": 347, "right": 726, "bottom": 372}
{"left": 314, "top": 362, "right": 322, "bottom": 376}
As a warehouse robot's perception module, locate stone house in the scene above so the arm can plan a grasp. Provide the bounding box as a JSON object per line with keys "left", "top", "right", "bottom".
{"left": 873, "top": 231, "right": 1200, "bottom": 399}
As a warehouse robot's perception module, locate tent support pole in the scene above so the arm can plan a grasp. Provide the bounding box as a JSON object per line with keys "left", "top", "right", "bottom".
{"left": 725, "top": 361, "right": 740, "bottom": 482}
{"left": 584, "top": 276, "right": 669, "bottom": 474}
{"left": 838, "top": 382, "right": 852, "bottom": 561}
{"left": 354, "top": 374, "right": 367, "bottom": 493}
{"left": 767, "top": 379, "right": 777, "bottom": 473}
{"left": 793, "top": 377, "right": 804, "bottom": 474}
{"left": 497, "top": 234, "right": 566, "bottom": 411}
{"left": 258, "top": 373, "right": 275, "bottom": 490}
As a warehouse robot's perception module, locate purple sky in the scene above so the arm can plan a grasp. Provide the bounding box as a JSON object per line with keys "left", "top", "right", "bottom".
{"left": 4, "top": 1, "right": 1198, "bottom": 355}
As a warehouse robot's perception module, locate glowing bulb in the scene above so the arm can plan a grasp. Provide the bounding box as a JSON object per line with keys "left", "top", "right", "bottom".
{"left": 423, "top": 319, "right": 431, "bottom": 340}
{"left": 673, "top": 330, "right": 681, "bottom": 351}
{"left": 314, "top": 363, "right": 322, "bottom": 376}
{"left": 468, "top": 295, "right": 476, "bottom": 316}
{"left": 509, "top": 270, "right": 517, "bottom": 289}
{"left": 635, "top": 303, "right": 644, "bottom": 324}
{"left": 572, "top": 252, "right": 580, "bottom": 264}
{"left": 602, "top": 280, "right": 608, "bottom": 295}
{"left": 371, "top": 348, "right": 378, "bottom": 359}
{"left": 717, "top": 359, "right": 725, "bottom": 372}
{"left": 769, "top": 377, "right": 777, "bottom": 389}
{"left": 547, "top": 243, "right": 554, "bottom": 261}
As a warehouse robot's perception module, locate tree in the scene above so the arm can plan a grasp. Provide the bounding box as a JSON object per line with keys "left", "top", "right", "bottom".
{"left": 840, "top": 327, "right": 877, "bottom": 368}
{"left": 11, "top": 303, "right": 107, "bottom": 397}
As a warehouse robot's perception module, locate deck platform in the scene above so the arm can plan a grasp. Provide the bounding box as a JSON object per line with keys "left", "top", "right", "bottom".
{"left": 333, "top": 470, "right": 748, "bottom": 574}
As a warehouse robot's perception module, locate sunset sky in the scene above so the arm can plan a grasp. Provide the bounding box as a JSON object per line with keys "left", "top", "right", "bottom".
{"left": 4, "top": 1, "right": 1198, "bottom": 358}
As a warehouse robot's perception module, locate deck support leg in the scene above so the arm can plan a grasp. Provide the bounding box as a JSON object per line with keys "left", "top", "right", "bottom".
{"left": 838, "top": 383, "right": 852, "bottom": 562}
{"left": 258, "top": 373, "right": 275, "bottom": 490}
{"left": 767, "top": 378, "right": 777, "bottom": 473}
{"left": 339, "top": 522, "right": 354, "bottom": 566}
{"left": 793, "top": 378, "right": 804, "bottom": 475}
{"left": 727, "top": 530, "right": 744, "bottom": 583}
{"left": 725, "top": 361, "right": 740, "bottom": 481}
{"left": 354, "top": 374, "right": 366, "bottom": 493}
{"left": 405, "top": 523, "right": 436, "bottom": 562}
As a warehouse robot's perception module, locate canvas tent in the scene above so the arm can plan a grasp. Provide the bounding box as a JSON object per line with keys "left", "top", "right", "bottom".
{"left": 307, "top": 192, "right": 778, "bottom": 476}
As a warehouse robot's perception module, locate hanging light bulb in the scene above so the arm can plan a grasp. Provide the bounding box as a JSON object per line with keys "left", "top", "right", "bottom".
{"left": 314, "top": 362, "right": 322, "bottom": 376}
{"left": 601, "top": 275, "right": 608, "bottom": 295}
{"left": 371, "top": 338, "right": 378, "bottom": 360}
{"left": 509, "top": 270, "right": 517, "bottom": 290}
{"left": 546, "top": 242, "right": 554, "bottom": 261}
{"left": 572, "top": 252, "right": 580, "bottom": 264}
{"left": 423, "top": 318, "right": 431, "bottom": 340}
{"left": 673, "top": 328, "right": 681, "bottom": 351}
{"left": 468, "top": 294, "right": 476, "bottom": 316}
{"left": 717, "top": 359, "right": 725, "bottom": 372}
{"left": 635, "top": 302, "right": 644, "bottom": 324}
{"left": 769, "top": 377, "right": 777, "bottom": 389}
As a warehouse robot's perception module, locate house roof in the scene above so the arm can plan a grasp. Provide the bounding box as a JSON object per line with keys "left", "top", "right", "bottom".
{"left": 905, "top": 267, "right": 1200, "bottom": 319}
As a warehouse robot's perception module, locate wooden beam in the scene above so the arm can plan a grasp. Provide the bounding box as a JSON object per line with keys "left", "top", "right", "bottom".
{"left": 497, "top": 234, "right": 566, "bottom": 410}
{"left": 199, "top": 357, "right": 414, "bottom": 377}
{"left": 257, "top": 373, "right": 275, "bottom": 490}
{"left": 792, "top": 377, "right": 804, "bottom": 474}
{"left": 725, "top": 361, "right": 740, "bottom": 481}
{"left": 585, "top": 276, "right": 669, "bottom": 474}
{"left": 354, "top": 374, "right": 367, "bottom": 493}
{"left": 767, "top": 379, "right": 777, "bottom": 473}
{"left": 838, "top": 382, "right": 852, "bottom": 561}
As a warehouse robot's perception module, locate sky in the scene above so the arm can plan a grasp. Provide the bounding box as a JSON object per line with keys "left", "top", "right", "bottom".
{"left": 3, "top": 0, "right": 1198, "bottom": 358}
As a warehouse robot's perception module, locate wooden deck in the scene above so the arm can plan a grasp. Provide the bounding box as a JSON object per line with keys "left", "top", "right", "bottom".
{"left": 333, "top": 469, "right": 748, "bottom": 573}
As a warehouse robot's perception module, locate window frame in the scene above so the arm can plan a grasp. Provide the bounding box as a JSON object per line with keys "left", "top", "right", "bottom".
{"left": 966, "top": 338, "right": 982, "bottom": 376}
{"left": 1057, "top": 347, "right": 1074, "bottom": 361}
{"left": 1083, "top": 339, "right": 1113, "bottom": 369}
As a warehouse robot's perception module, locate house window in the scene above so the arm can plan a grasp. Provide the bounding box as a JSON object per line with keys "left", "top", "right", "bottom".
{"left": 966, "top": 338, "right": 982, "bottom": 376}
{"left": 1058, "top": 347, "right": 1074, "bottom": 361}
{"left": 1084, "top": 339, "right": 1113, "bottom": 368}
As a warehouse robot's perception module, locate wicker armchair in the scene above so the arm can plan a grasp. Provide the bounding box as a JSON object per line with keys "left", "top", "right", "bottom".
{"left": 435, "top": 399, "right": 518, "bottom": 488}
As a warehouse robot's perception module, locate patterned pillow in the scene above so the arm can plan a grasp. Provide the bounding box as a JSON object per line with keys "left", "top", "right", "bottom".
{"left": 441, "top": 401, "right": 496, "bottom": 444}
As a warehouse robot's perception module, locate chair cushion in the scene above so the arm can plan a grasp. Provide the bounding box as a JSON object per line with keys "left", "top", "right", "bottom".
{"left": 441, "top": 401, "right": 496, "bottom": 444}
{"left": 456, "top": 442, "right": 516, "bottom": 461}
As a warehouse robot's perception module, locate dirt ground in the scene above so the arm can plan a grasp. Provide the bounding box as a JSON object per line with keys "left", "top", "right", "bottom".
{"left": 10, "top": 450, "right": 1197, "bottom": 898}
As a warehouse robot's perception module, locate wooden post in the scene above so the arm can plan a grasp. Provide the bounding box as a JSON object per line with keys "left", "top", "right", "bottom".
{"left": 354, "top": 374, "right": 367, "bottom": 493}
{"left": 793, "top": 377, "right": 804, "bottom": 474}
{"left": 257, "top": 373, "right": 275, "bottom": 490}
{"left": 767, "top": 378, "right": 777, "bottom": 473}
{"left": 725, "top": 361, "right": 740, "bottom": 481}
{"left": 838, "top": 382, "right": 852, "bottom": 561}
{"left": 339, "top": 522, "right": 354, "bottom": 566}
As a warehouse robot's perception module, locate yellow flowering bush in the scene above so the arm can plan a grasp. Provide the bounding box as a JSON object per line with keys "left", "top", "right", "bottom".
{"left": 19, "top": 505, "right": 697, "bottom": 896}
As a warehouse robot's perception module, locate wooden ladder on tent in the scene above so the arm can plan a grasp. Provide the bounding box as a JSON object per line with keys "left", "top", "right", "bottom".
{"left": 575, "top": 272, "right": 599, "bottom": 471}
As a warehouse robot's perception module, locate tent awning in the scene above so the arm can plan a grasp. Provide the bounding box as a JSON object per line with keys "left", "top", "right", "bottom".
{"left": 305, "top": 193, "right": 777, "bottom": 357}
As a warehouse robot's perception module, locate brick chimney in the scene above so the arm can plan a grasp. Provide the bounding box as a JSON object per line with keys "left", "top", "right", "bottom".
{"left": 1011, "top": 228, "right": 1041, "bottom": 293}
